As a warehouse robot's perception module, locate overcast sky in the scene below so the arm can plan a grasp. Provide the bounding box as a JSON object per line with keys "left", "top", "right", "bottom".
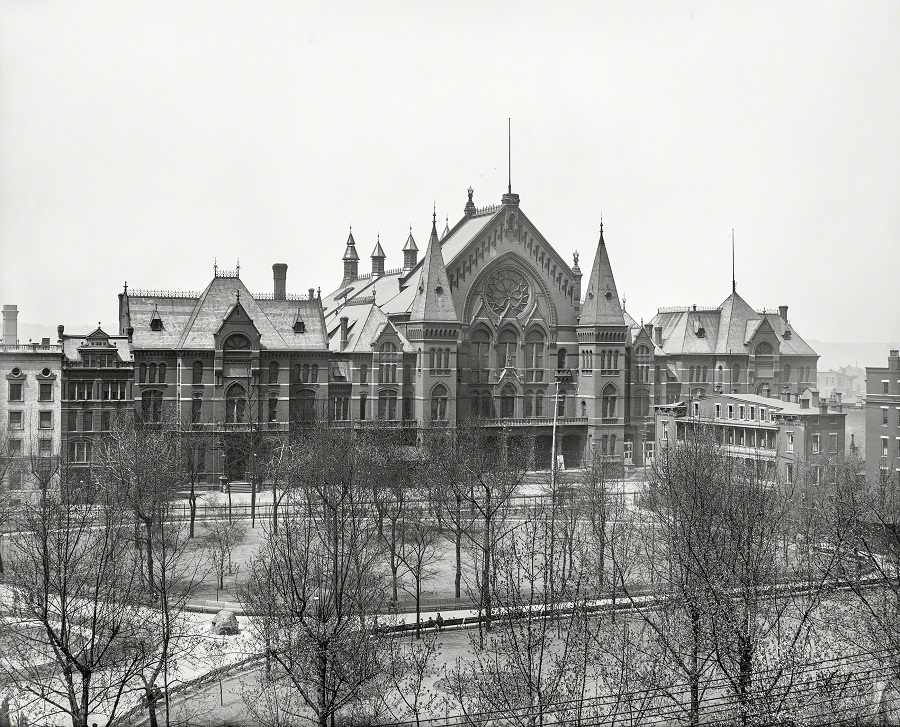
{"left": 1, "top": 1, "right": 898, "bottom": 345}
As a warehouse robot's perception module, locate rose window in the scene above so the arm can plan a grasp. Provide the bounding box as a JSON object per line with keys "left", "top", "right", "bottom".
{"left": 485, "top": 269, "right": 530, "bottom": 316}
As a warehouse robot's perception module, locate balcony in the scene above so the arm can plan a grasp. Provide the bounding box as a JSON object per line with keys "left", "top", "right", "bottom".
{"left": 724, "top": 444, "right": 777, "bottom": 460}
{"left": 480, "top": 416, "right": 588, "bottom": 428}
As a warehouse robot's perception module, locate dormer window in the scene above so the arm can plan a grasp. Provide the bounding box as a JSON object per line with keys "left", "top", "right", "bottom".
{"left": 292, "top": 308, "right": 306, "bottom": 334}
{"left": 783, "top": 328, "right": 792, "bottom": 340}
{"left": 149, "top": 307, "right": 163, "bottom": 331}
{"left": 696, "top": 326, "right": 705, "bottom": 338}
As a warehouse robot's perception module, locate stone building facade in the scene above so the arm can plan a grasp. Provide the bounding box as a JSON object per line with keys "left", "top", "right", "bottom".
{"left": 865, "top": 349, "right": 900, "bottom": 487}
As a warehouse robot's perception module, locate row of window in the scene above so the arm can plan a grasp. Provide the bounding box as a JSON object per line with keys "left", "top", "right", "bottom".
{"left": 66, "top": 381, "right": 128, "bottom": 401}
{"left": 67, "top": 410, "right": 114, "bottom": 432}
{"left": 8, "top": 410, "right": 54, "bottom": 429}
{"left": 4, "top": 436, "right": 54, "bottom": 457}
{"left": 7, "top": 380, "right": 55, "bottom": 402}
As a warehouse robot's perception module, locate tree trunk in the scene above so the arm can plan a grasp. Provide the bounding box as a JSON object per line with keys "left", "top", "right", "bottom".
{"left": 455, "top": 526, "right": 462, "bottom": 600}
{"left": 145, "top": 519, "right": 155, "bottom": 591}
{"left": 482, "top": 515, "right": 492, "bottom": 630}
{"left": 188, "top": 486, "right": 197, "bottom": 539}
{"left": 690, "top": 605, "right": 701, "bottom": 726}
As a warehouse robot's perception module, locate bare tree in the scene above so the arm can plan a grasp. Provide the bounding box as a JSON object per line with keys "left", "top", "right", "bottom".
{"left": 380, "top": 632, "right": 442, "bottom": 727}
{"left": 0, "top": 465, "right": 147, "bottom": 727}
{"left": 205, "top": 497, "right": 247, "bottom": 599}
{"left": 399, "top": 501, "right": 443, "bottom": 639}
{"left": 240, "top": 426, "right": 386, "bottom": 727}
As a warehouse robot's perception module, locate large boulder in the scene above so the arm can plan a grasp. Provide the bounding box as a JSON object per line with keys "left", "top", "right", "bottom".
{"left": 211, "top": 609, "right": 240, "bottom": 636}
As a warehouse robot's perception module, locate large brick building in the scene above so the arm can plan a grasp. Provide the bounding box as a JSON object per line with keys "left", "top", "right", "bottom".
{"left": 865, "top": 349, "right": 900, "bottom": 487}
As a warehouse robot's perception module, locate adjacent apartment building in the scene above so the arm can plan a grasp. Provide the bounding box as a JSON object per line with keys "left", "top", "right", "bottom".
{"left": 865, "top": 349, "right": 900, "bottom": 487}
{"left": 1, "top": 305, "right": 63, "bottom": 495}
{"left": 655, "top": 389, "right": 846, "bottom": 486}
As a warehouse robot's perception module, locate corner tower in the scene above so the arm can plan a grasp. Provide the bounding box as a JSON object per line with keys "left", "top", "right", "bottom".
{"left": 576, "top": 222, "right": 628, "bottom": 460}
{"left": 408, "top": 212, "right": 461, "bottom": 427}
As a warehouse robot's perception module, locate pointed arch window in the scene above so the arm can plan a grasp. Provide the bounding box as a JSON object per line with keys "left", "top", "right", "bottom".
{"left": 496, "top": 329, "right": 518, "bottom": 370}
{"left": 139, "top": 362, "right": 147, "bottom": 384}
{"left": 268, "top": 361, "right": 280, "bottom": 384}
{"left": 557, "top": 348, "right": 567, "bottom": 371}
{"left": 602, "top": 383, "right": 617, "bottom": 420}
{"left": 293, "top": 389, "right": 316, "bottom": 423}
{"left": 191, "top": 393, "right": 202, "bottom": 424}
{"left": 149, "top": 363, "right": 157, "bottom": 384}
{"left": 268, "top": 393, "right": 278, "bottom": 423}
{"left": 556, "top": 391, "right": 566, "bottom": 418}
{"left": 360, "top": 364, "right": 368, "bottom": 384}
{"left": 471, "top": 329, "right": 490, "bottom": 383}
{"left": 525, "top": 331, "right": 545, "bottom": 383}
{"left": 500, "top": 384, "right": 516, "bottom": 419}
{"left": 431, "top": 384, "right": 449, "bottom": 421}
{"left": 535, "top": 391, "right": 544, "bottom": 417}
{"left": 193, "top": 360, "right": 204, "bottom": 385}
{"left": 524, "top": 391, "right": 533, "bottom": 417}
{"left": 158, "top": 363, "right": 167, "bottom": 384}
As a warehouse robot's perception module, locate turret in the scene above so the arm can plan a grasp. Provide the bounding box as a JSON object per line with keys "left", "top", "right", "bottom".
{"left": 371, "top": 235, "right": 386, "bottom": 277}
{"left": 402, "top": 228, "right": 418, "bottom": 270}
{"left": 342, "top": 229, "right": 359, "bottom": 282}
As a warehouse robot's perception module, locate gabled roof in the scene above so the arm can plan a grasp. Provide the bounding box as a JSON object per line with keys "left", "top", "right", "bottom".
{"left": 126, "top": 275, "right": 327, "bottom": 351}
{"left": 579, "top": 225, "right": 625, "bottom": 327}
{"left": 409, "top": 216, "right": 459, "bottom": 323}
{"left": 326, "top": 303, "right": 414, "bottom": 354}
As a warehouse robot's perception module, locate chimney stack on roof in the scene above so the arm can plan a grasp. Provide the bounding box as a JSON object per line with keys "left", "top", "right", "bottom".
{"left": 2, "top": 304, "right": 18, "bottom": 345}
{"left": 273, "top": 263, "right": 288, "bottom": 300}
{"left": 654, "top": 326, "right": 663, "bottom": 347}
{"left": 778, "top": 305, "right": 788, "bottom": 322}
{"left": 340, "top": 316, "right": 349, "bottom": 351}
{"left": 308, "top": 288, "right": 315, "bottom": 300}
{"left": 57, "top": 325, "right": 65, "bottom": 342}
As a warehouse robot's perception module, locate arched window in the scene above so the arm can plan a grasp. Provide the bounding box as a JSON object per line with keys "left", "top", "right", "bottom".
{"left": 471, "top": 329, "right": 491, "bottom": 382}
{"left": 225, "top": 384, "right": 247, "bottom": 424}
{"left": 525, "top": 392, "right": 533, "bottom": 417}
{"left": 500, "top": 384, "right": 516, "bottom": 418}
{"left": 609, "top": 433, "right": 617, "bottom": 456}
{"left": 193, "top": 360, "right": 204, "bottom": 385}
{"left": 782, "top": 363, "right": 791, "bottom": 383}
{"left": 557, "top": 391, "right": 566, "bottom": 417}
{"left": 292, "top": 389, "right": 316, "bottom": 423}
{"left": 612, "top": 351, "right": 619, "bottom": 370}
{"left": 359, "top": 392, "right": 367, "bottom": 420}
{"left": 359, "top": 364, "right": 368, "bottom": 384}
{"left": 755, "top": 341, "right": 774, "bottom": 356}
{"left": 191, "top": 393, "right": 202, "bottom": 423}
{"left": 535, "top": 391, "right": 544, "bottom": 417}
{"left": 431, "top": 384, "right": 448, "bottom": 421}
{"left": 378, "top": 389, "right": 398, "bottom": 420}
{"left": 268, "top": 393, "right": 278, "bottom": 423}
{"left": 557, "top": 348, "right": 567, "bottom": 371}
{"left": 224, "top": 334, "right": 251, "bottom": 351}
{"left": 732, "top": 364, "right": 740, "bottom": 385}
{"left": 602, "top": 435, "right": 609, "bottom": 455}
{"left": 268, "top": 361, "right": 279, "bottom": 384}
{"left": 149, "top": 363, "right": 157, "bottom": 384}
{"left": 429, "top": 348, "right": 437, "bottom": 370}
{"left": 602, "top": 383, "right": 617, "bottom": 419}
{"left": 311, "top": 364, "right": 319, "bottom": 383}
{"left": 496, "top": 329, "right": 518, "bottom": 369}
{"left": 158, "top": 363, "right": 167, "bottom": 384}
{"left": 142, "top": 390, "right": 162, "bottom": 423}
{"left": 758, "top": 382, "right": 771, "bottom": 398}
{"left": 471, "top": 392, "right": 480, "bottom": 418}
{"left": 581, "top": 400, "right": 587, "bottom": 417}
{"left": 301, "top": 364, "right": 310, "bottom": 383}
{"left": 525, "top": 331, "right": 545, "bottom": 382}
{"left": 139, "top": 363, "right": 147, "bottom": 383}
{"left": 379, "top": 341, "right": 398, "bottom": 354}
{"left": 689, "top": 366, "right": 695, "bottom": 382}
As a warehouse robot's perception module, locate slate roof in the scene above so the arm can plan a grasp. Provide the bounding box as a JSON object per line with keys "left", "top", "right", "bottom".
{"left": 126, "top": 275, "right": 327, "bottom": 351}
{"left": 579, "top": 227, "right": 626, "bottom": 327}
{"left": 649, "top": 291, "right": 817, "bottom": 358}
{"left": 326, "top": 304, "right": 414, "bottom": 354}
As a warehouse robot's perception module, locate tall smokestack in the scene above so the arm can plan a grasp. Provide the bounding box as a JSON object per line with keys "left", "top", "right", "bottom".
{"left": 272, "top": 263, "right": 287, "bottom": 300}
{"left": 2, "top": 305, "right": 18, "bottom": 345}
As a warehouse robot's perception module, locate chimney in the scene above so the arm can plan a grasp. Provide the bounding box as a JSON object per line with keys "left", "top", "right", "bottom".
{"left": 811, "top": 389, "right": 820, "bottom": 408}
{"left": 57, "top": 324, "right": 65, "bottom": 342}
{"left": 2, "top": 304, "right": 18, "bottom": 345}
{"left": 890, "top": 349, "right": 900, "bottom": 371}
{"left": 308, "top": 288, "right": 315, "bottom": 300}
{"left": 644, "top": 323, "right": 653, "bottom": 339}
{"left": 819, "top": 400, "right": 828, "bottom": 414}
{"left": 340, "top": 316, "right": 349, "bottom": 351}
{"left": 778, "top": 305, "right": 788, "bottom": 322}
{"left": 654, "top": 326, "right": 663, "bottom": 346}
{"left": 781, "top": 385, "right": 791, "bottom": 403}
{"left": 272, "top": 263, "right": 288, "bottom": 300}
{"left": 41, "top": 337, "right": 50, "bottom": 347}
{"left": 127, "top": 326, "right": 134, "bottom": 343}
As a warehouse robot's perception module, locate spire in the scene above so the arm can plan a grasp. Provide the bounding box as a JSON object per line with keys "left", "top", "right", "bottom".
{"left": 403, "top": 226, "right": 419, "bottom": 270}
{"left": 441, "top": 214, "right": 450, "bottom": 240}
{"left": 371, "top": 233, "right": 386, "bottom": 277}
{"left": 731, "top": 228, "right": 736, "bottom": 294}
{"left": 508, "top": 117, "right": 512, "bottom": 195}
{"left": 579, "top": 222, "right": 626, "bottom": 326}
{"left": 409, "top": 213, "right": 458, "bottom": 323}
{"left": 342, "top": 227, "right": 359, "bottom": 281}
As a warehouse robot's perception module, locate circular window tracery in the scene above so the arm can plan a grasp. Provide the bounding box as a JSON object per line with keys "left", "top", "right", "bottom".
{"left": 484, "top": 268, "right": 530, "bottom": 316}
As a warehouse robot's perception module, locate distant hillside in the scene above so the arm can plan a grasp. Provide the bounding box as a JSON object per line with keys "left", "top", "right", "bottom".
{"left": 808, "top": 340, "right": 900, "bottom": 371}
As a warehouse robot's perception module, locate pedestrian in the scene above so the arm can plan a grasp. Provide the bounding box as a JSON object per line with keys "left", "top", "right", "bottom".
{"left": 436, "top": 612, "right": 444, "bottom": 631}
{"left": 426, "top": 616, "right": 435, "bottom": 630}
